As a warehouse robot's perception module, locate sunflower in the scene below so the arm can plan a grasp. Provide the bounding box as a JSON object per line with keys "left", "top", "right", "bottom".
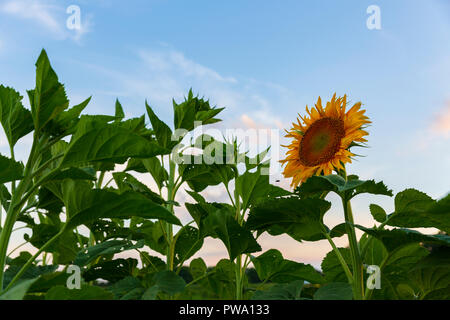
{"left": 281, "top": 94, "right": 371, "bottom": 188}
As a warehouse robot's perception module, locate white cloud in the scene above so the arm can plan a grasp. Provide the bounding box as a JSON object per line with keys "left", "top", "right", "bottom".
{"left": 0, "top": 0, "right": 91, "bottom": 42}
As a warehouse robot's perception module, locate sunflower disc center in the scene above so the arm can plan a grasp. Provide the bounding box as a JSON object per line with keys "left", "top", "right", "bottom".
{"left": 299, "top": 117, "right": 345, "bottom": 167}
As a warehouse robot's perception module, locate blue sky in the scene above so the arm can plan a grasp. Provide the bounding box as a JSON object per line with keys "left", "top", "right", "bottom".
{"left": 0, "top": 0, "right": 449, "bottom": 267}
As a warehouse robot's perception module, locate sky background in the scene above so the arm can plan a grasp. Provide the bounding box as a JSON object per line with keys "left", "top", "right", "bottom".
{"left": 0, "top": 0, "right": 449, "bottom": 269}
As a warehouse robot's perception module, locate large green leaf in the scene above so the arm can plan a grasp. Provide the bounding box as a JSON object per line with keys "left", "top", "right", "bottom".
{"left": 355, "top": 225, "right": 450, "bottom": 252}
{"left": 60, "top": 122, "right": 168, "bottom": 168}
{"left": 386, "top": 189, "right": 450, "bottom": 233}
{"left": 246, "top": 197, "right": 331, "bottom": 241}
{"left": 74, "top": 239, "right": 144, "bottom": 266}
{"left": 295, "top": 175, "right": 392, "bottom": 200}
{"left": 0, "top": 154, "right": 23, "bottom": 184}
{"left": 50, "top": 180, "right": 180, "bottom": 229}
{"left": 129, "top": 217, "right": 167, "bottom": 255}
{"left": 83, "top": 258, "right": 138, "bottom": 283}
{"left": 45, "top": 97, "right": 91, "bottom": 138}
{"left": 178, "top": 155, "right": 233, "bottom": 192}
{"left": 174, "top": 226, "right": 204, "bottom": 265}
{"left": 0, "top": 86, "right": 34, "bottom": 146}
{"left": 142, "top": 158, "right": 168, "bottom": 191}
{"left": 236, "top": 167, "right": 272, "bottom": 212}
{"left": 113, "top": 172, "right": 164, "bottom": 204}
{"left": 321, "top": 248, "right": 352, "bottom": 283}
{"left": 201, "top": 206, "right": 261, "bottom": 261}
{"left": 410, "top": 247, "right": 450, "bottom": 300}
{"left": 0, "top": 278, "right": 38, "bottom": 300}
{"left": 189, "top": 258, "right": 207, "bottom": 280}
{"left": 251, "top": 249, "right": 324, "bottom": 284}
{"left": 152, "top": 270, "right": 186, "bottom": 295}
{"left": 27, "top": 49, "right": 69, "bottom": 132}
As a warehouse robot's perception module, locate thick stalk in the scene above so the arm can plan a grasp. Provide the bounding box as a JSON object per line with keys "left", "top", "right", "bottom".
{"left": 233, "top": 179, "right": 243, "bottom": 300}
{"left": 166, "top": 158, "right": 176, "bottom": 271}
{"left": 0, "top": 137, "right": 40, "bottom": 290}
{"left": 321, "top": 224, "right": 353, "bottom": 285}
{"left": 342, "top": 198, "right": 364, "bottom": 300}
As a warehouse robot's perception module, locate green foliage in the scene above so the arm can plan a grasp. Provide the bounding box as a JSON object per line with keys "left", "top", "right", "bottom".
{"left": 251, "top": 249, "right": 323, "bottom": 284}
{"left": 251, "top": 280, "right": 305, "bottom": 300}
{"left": 247, "top": 197, "right": 331, "bottom": 241}
{"left": 313, "top": 282, "right": 353, "bottom": 300}
{"left": 0, "top": 49, "right": 448, "bottom": 301}
{"left": 45, "top": 284, "right": 114, "bottom": 300}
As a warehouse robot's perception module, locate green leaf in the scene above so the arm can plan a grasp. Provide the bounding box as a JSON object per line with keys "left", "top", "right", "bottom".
{"left": 236, "top": 168, "right": 272, "bottom": 212}
{"left": 321, "top": 248, "right": 352, "bottom": 283}
{"left": 251, "top": 249, "right": 323, "bottom": 284}
{"left": 129, "top": 218, "right": 167, "bottom": 255}
{"left": 141, "top": 157, "right": 168, "bottom": 191}
{"left": 369, "top": 204, "right": 387, "bottom": 223}
{"left": 0, "top": 183, "right": 11, "bottom": 211}
{"left": 27, "top": 49, "right": 69, "bottom": 132}
{"left": 146, "top": 101, "right": 175, "bottom": 149}
{"left": 74, "top": 239, "right": 144, "bottom": 266}
{"left": 186, "top": 190, "right": 206, "bottom": 203}
{"left": 179, "top": 156, "right": 233, "bottom": 192}
{"left": 45, "top": 285, "right": 114, "bottom": 300}
{"left": 295, "top": 175, "right": 392, "bottom": 200}
{"left": 152, "top": 270, "right": 186, "bottom": 295}
{"left": 0, "top": 154, "right": 23, "bottom": 184}
{"left": 0, "top": 278, "right": 38, "bottom": 300}
{"left": 174, "top": 226, "right": 204, "bottom": 265}
{"left": 387, "top": 189, "right": 450, "bottom": 232}
{"left": 202, "top": 206, "right": 261, "bottom": 260}
{"left": 61, "top": 122, "right": 168, "bottom": 168}
{"left": 0, "top": 85, "right": 34, "bottom": 146}
{"left": 115, "top": 99, "right": 125, "bottom": 121}
{"left": 247, "top": 197, "right": 331, "bottom": 242}
{"left": 108, "top": 276, "right": 143, "bottom": 299}
{"left": 408, "top": 247, "right": 450, "bottom": 299}
{"left": 45, "top": 97, "right": 91, "bottom": 138}
{"left": 207, "top": 259, "right": 236, "bottom": 299}
{"left": 355, "top": 225, "right": 450, "bottom": 252}
{"left": 55, "top": 181, "right": 180, "bottom": 230}
{"left": 251, "top": 280, "right": 304, "bottom": 300}
{"left": 42, "top": 167, "right": 97, "bottom": 183}
{"left": 173, "top": 89, "right": 224, "bottom": 132}
{"left": 189, "top": 258, "right": 207, "bottom": 280}
{"left": 83, "top": 258, "right": 138, "bottom": 283}
{"left": 113, "top": 172, "right": 164, "bottom": 204}
{"left": 314, "top": 282, "right": 353, "bottom": 300}
{"left": 3, "top": 264, "right": 57, "bottom": 289}
{"left": 352, "top": 179, "right": 393, "bottom": 198}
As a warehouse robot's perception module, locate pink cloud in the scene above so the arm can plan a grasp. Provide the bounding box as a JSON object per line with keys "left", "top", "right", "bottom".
{"left": 431, "top": 101, "right": 450, "bottom": 138}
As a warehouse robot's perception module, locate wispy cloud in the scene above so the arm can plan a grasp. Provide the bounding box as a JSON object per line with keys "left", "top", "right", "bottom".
{"left": 0, "top": 0, "right": 91, "bottom": 43}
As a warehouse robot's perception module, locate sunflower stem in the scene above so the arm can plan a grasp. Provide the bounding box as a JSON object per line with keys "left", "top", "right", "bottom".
{"left": 342, "top": 198, "right": 364, "bottom": 300}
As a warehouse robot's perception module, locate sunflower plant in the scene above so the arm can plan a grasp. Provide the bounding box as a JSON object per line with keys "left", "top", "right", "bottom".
{"left": 0, "top": 50, "right": 449, "bottom": 300}
{"left": 247, "top": 94, "right": 450, "bottom": 300}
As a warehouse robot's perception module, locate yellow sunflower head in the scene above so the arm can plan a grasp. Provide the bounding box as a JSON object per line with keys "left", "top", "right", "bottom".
{"left": 281, "top": 93, "right": 371, "bottom": 188}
